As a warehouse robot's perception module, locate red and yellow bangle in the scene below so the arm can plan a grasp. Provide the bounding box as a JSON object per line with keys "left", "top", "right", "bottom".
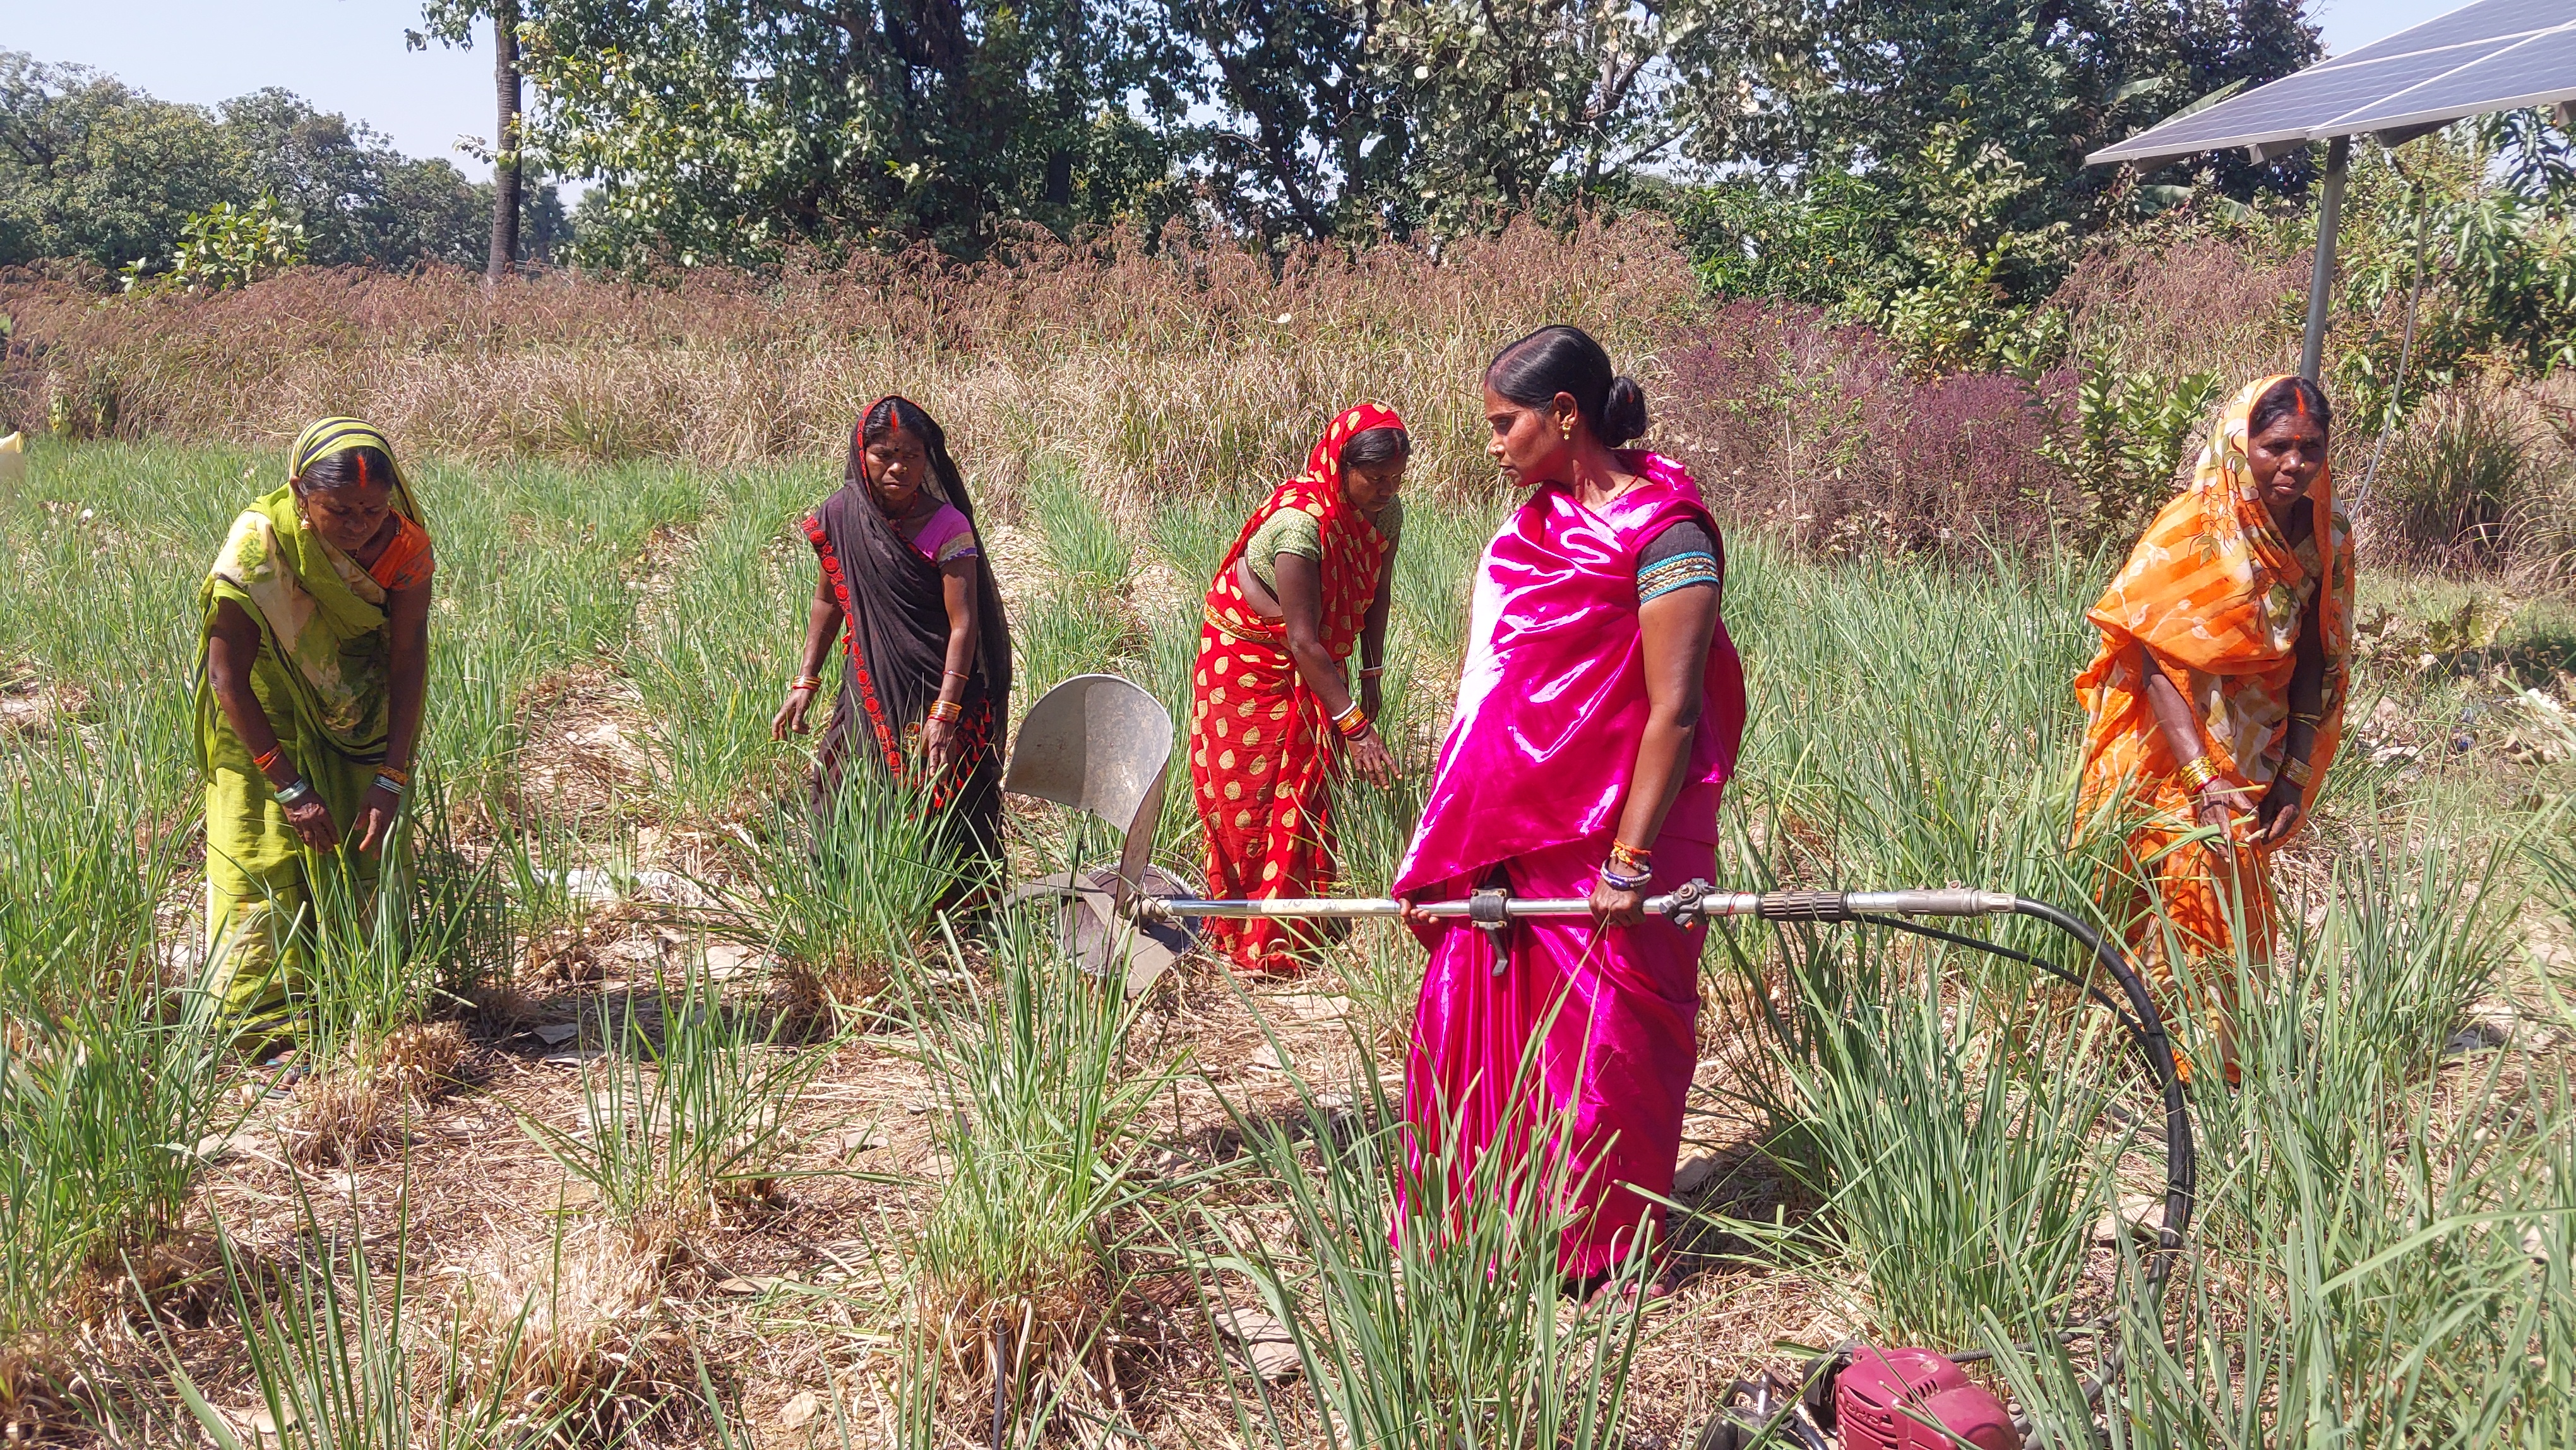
{"left": 927, "top": 698, "right": 963, "bottom": 723}
{"left": 1332, "top": 702, "right": 1371, "bottom": 738}
{"left": 790, "top": 673, "right": 823, "bottom": 692}
{"left": 2176, "top": 754, "right": 2221, "bottom": 791}
{"left": 1607, "top": 839, "right": 1654, "bottom": 878}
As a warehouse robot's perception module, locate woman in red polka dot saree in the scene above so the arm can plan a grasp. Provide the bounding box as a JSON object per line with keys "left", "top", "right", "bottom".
{"left": 1188, "top": 403, "right": 1408, "bottom": 973}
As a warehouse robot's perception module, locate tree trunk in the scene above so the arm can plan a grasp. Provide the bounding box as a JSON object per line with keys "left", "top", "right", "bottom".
{"left": 487, "top": 0, "right": 523, "bottom": 282}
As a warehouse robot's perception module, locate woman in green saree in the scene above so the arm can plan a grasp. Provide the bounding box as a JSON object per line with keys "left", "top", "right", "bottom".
{"left": 197, "top": 418, "right": 432, "bottom": 1046}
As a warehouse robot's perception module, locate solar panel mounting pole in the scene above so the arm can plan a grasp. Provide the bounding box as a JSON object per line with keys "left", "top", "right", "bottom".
{"left": 2299, "top": 134, "right": 2352, "bottom": 382}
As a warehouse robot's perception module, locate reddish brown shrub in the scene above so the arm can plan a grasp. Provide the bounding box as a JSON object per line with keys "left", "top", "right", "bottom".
{"left": 1654, "top": 301, "right": 2074, "bottom": 550}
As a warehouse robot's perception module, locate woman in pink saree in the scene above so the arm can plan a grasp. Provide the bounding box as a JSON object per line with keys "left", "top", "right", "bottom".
{"left": 1397, "top": 325, "right": 1746, "bottom": 1291}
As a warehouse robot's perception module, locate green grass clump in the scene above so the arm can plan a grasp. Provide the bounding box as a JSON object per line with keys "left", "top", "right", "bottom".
{"left": 0, "top": 988, "right": 234, "bottom": 1343}
{"left": 151, "top": 1185, "right": 566, "bottom": 1450}
{"left": 1200, "top": 1021, "right": 1652, "bottom": 1450}
{"left": 1767, "top": 952, "right": 2124, "bottom": 1350}
{"left": 720, "top": 766, "right": 977, "bottom": 1023}
{"left": 0, "top": 734, "right": 183, "bottom": 1016}
{"left": 625, "top": 463, "right": 816, "bottom": 820}
{"left": 518, "top": 969, "right": 832, "bottom": 1226}
{"left": 1991, "top": 842, "right": 2573, "bottom": 1446}
{"left": 1026, "top": 455, "right": 1131, "bottom": 596}
{"left": 905, "top": 912, "right": 1168, "bottom": 1428}
{"left": 288, "top": 788, "right": 510, "bottom": 1061}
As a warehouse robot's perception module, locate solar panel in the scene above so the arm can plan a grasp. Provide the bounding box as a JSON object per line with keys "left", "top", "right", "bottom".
{"left": 2087, "top": 0, "right": 2576, "bottom": 167}
{"left": 2329, "top": 0, "right": 2567, "bottom": 67}
{"left": 2329, "top": 26, "right": 2576, "bottom": 133}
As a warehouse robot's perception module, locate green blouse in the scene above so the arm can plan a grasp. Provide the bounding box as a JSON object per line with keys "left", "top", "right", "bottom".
{"left": 1243, "top": 497, "right": 1404, "bottom": 592}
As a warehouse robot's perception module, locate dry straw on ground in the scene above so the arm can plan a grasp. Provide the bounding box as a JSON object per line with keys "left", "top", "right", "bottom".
{"left": 454, "top": 1219, "right": 686, "bottom": 1442}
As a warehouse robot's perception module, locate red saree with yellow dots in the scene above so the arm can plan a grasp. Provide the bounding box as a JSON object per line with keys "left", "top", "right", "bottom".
{"left": 1189, "top": 403, "right": 1403, "bottom": 973}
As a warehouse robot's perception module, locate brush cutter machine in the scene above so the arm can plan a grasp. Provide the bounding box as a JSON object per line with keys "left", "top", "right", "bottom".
{"left": 1003, "top": 676, "right": 2195, "bottom": 1450}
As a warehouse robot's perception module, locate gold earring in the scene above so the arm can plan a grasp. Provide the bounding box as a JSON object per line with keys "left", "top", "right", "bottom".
{"left": 1559, "top": 418, "right": 1575, "bottom": 441}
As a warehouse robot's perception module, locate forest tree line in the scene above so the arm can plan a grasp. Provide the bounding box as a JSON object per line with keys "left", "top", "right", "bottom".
{"left": 9, "top": 1, "right": 2327, "bottom": 280}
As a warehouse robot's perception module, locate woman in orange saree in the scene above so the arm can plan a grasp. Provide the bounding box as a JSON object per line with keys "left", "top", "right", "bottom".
{"left": 1189, "top": 403, "right": 1407, "bottom": 973}
{"left": 2073, "top": 374, "right": 2354, "bottom": 1080}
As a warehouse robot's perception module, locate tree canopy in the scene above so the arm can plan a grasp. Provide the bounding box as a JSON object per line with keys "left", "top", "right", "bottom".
{"left": 514, "top": 0, "right": 1189, "bottom": 268}
{"left": 0, "top": 51, "right": 560, "bottom": 276}
{"left": 5, "top": 0, "right": 2335, "bottom": 275}
{"left": 492, "top": 0, "right": 2326, "bottom": 267}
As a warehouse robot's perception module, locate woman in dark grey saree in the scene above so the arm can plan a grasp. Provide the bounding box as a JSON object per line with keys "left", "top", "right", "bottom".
{"left": 773, "top": 396, "right": 1010, "bottom": 867}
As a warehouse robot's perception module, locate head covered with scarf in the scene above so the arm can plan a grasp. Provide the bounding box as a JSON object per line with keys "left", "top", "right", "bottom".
{"left": 800, "top": 395, "right": 1011, "bottom": 841}
{"left": 2077, "top": 373, "right": 2356, "bottom": 836}
{"left": 289, "top": 417, "right": 422, "bottom": 525}
{"left": 1200, "top": 400, "right": 1407, "bottom": 656}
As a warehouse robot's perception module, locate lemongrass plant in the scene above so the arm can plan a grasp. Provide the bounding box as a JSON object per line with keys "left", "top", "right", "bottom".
{"left": 718, "top": 760, "right": 978, "bottom": 1022}
{"left": 1014, "top": 580, "right": 1138, "bottom": 716}
{"left": 625, "top": 462, "right": 813, "bottom": 818}
{"left": 288, "top": 779, "right": 508, "bottom": 1064}
{"left": 1983, "top": 856, "right": 2573, "bottom": 1448}
{"left": 1753, "top": 942, "right": 2127, "bottom": 1351}
{"left": 516, "top": 967, "right": 832, "bottom": 1226}
{"left": 0, "top": 985, "right": 236, "bottom": 1343}
{"left": 1196, "top": 1008, "right": 1654, "bottom": 1450}
{"left": 1027, "top": 454, "right": 1133, "bottom": 596}
{"left": 0, "top": 733, "right": 183, "bottom": 1015}
{"left": 142, "top": 1178, "right": 572, "bottom": 1450}
{"left": 902, "top": 909, "right": 1170, "bottom": 1424}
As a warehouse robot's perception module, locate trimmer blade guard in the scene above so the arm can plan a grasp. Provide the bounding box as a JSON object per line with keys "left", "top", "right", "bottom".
{"left": 1005, "top": 865, "right": 1198, "bottom": 994}
{"left": 1003, "top": 673, "right": 1194, "bottom": 990}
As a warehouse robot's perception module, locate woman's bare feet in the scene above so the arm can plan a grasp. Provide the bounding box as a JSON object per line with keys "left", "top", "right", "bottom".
{"left": 1577, "top": 1264, "right": 1684, "bottom": 1311}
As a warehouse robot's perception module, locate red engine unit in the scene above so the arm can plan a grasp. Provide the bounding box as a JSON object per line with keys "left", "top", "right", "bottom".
{"left": 1834, "top": 1347, "right": 2021, "bottom": 1450}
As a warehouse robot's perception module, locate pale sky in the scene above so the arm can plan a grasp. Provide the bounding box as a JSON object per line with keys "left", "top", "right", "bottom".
{"left": 0, "top": 0, "right": 2467, "bottom": 185}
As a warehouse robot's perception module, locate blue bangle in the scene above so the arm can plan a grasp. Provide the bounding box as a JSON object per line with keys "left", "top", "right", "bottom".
{"left": 1599, "top": 865, "right": 1652, "bottom": 893}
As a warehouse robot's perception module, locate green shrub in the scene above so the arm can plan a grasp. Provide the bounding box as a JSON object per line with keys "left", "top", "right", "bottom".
{"left": 2038, "top": 352, "right": 2225, "bottom": 542}
{"left": 119, "top": 196, "right": 307, "bottom": 296}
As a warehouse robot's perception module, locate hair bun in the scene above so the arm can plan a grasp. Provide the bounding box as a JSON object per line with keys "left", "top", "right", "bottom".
{"left": 1599, "top": 376, "right": 1649, "bottom": 446}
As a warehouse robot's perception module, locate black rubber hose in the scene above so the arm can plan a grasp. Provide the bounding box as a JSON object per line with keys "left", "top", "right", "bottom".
{"left": 1786, "top": 897, "right": 2195, "bottom": 1285}
{"left": 1856, "top": 914, "right": 2150, "bottom": 1045}
{"left": 2006, "top": 897, "right": 2195, "bottom": 1264}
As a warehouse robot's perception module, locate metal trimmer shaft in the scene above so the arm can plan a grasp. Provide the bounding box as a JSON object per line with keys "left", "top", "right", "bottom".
{"left": 1138, "top": 880, "right": 2020, "bottom": 930}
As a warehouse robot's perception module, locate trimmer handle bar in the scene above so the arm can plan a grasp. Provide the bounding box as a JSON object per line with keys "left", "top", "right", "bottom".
{"left": 1136, "top": 879, "right": 2195, "bottom": 1264}
{"left": 1138, "top": 880, "right": 2020, "bottom": 930}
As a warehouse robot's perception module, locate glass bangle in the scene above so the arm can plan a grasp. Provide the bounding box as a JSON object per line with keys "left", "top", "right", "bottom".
{"left": 1599, "top": 865, "right": 1652, "bottom": 892}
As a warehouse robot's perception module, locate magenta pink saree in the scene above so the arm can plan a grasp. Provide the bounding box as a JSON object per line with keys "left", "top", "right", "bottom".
{"left": 1395, "top": 452, "right": 1746, "bottom": 1277}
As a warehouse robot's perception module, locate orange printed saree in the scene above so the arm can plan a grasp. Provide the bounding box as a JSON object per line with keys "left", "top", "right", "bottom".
{"left": 2074, "top": 375, "right": 2355, "bottom": 1019}
{"left": 1189, "top": 402, "right": 1402, "bottom": 973}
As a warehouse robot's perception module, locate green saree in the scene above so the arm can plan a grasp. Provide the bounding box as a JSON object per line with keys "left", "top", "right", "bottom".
{"left": 196, "top": 460, "right": 424, "bottom": 1035}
